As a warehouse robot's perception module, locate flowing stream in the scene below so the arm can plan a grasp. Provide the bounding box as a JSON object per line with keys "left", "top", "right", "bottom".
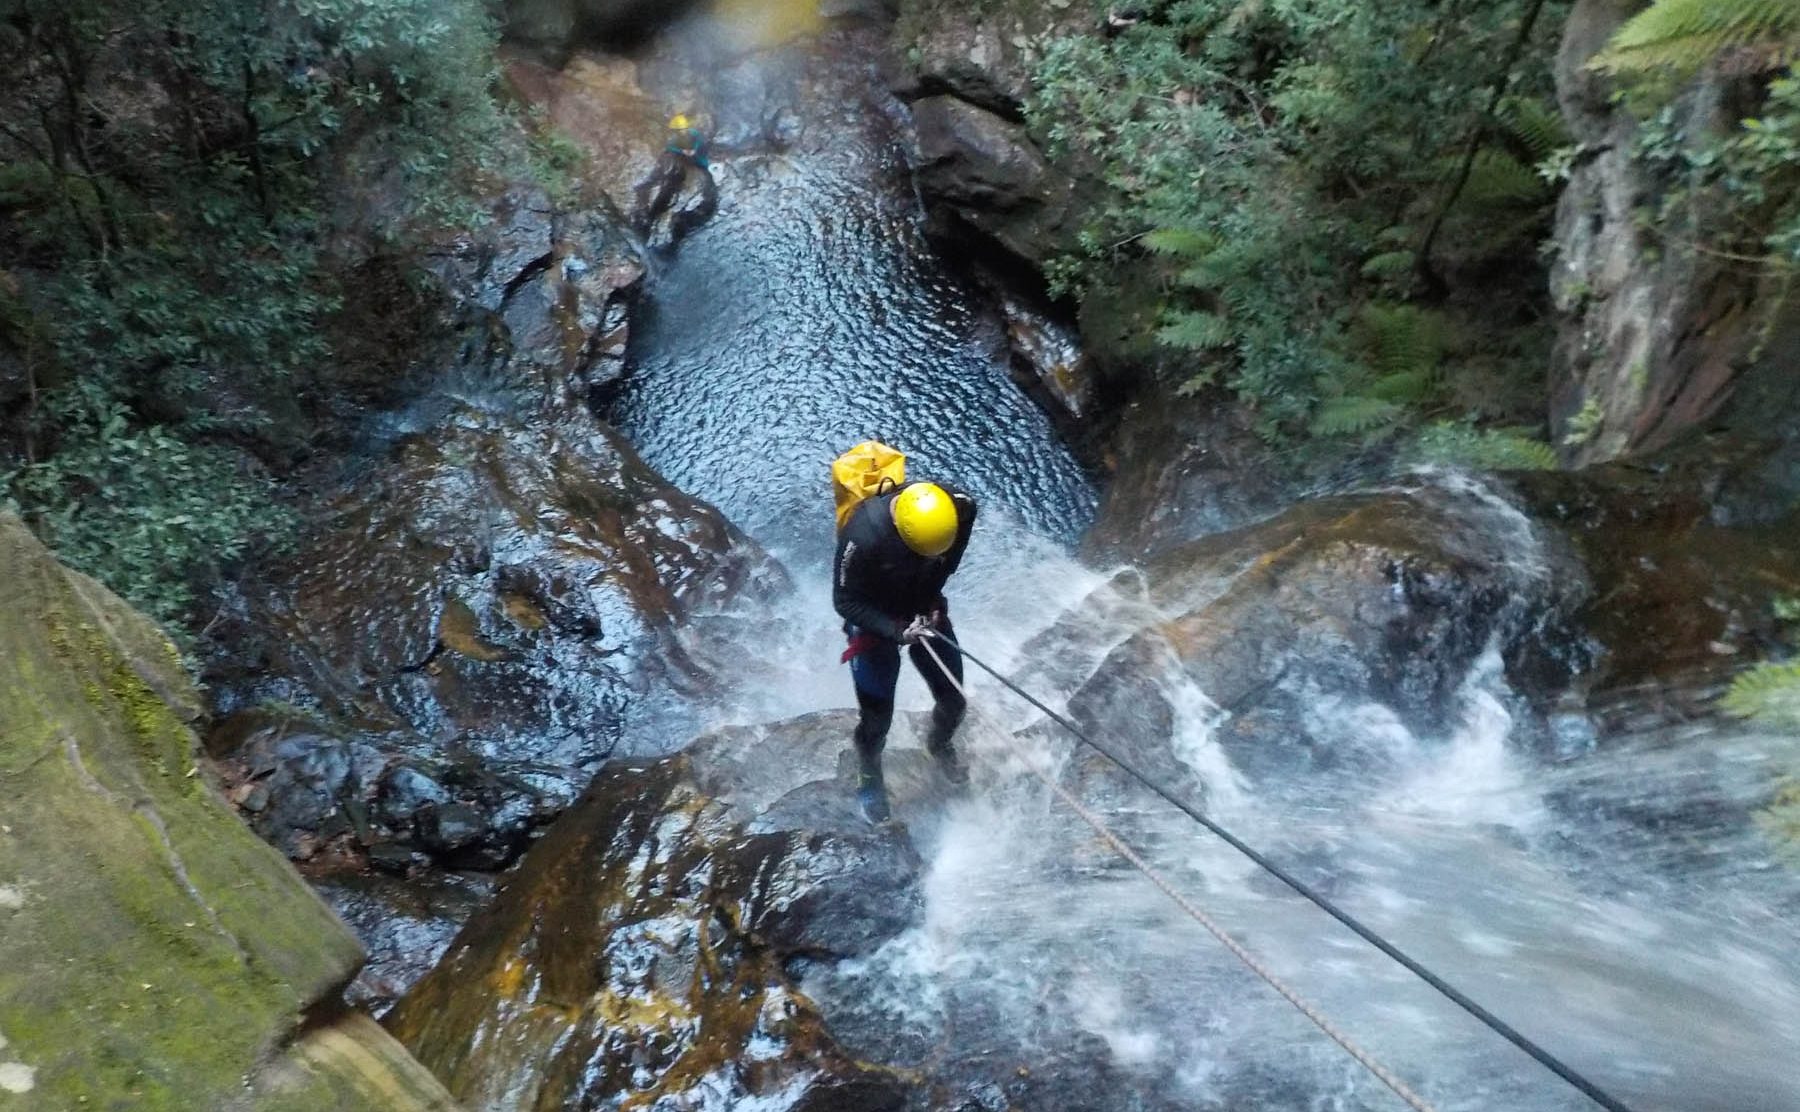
{"left": 602, "top": 18, "right": 1800, "bottom": 1112}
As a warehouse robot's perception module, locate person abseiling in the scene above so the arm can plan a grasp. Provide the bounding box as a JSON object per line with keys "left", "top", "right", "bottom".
{"left": 665, "top": 113, "right": 710, "bottom": 170}
{"left": 833, "top": 473, "right": 977, "bottom": 824}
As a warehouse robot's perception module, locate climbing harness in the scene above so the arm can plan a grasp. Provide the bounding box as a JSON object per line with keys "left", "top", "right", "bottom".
{"left": 914, "top": 631, "right": 1638, "bottom": 1112}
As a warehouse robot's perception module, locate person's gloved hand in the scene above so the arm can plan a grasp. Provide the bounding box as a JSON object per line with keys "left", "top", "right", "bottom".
{"left": 900, "top": 614, "right": 936, "bottom": 644}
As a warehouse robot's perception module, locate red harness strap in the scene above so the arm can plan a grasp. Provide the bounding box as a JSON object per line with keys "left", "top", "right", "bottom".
{"left": 840, "top": 631, "right": 884, "bottom": 664}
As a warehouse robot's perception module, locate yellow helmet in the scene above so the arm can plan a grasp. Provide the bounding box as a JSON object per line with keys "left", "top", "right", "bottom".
{"left": 669, "top": 114, "right": 692, "bottom": 130}
{"left": 892, "top": 483, "right": 958, "bottom": 557}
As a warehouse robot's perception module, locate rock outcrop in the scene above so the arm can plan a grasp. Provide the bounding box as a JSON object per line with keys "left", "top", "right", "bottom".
{"left": 1083, "top": 396, "right": 1303, "bottom": 563}
{"left": 1057, "top": 457, "right": 1800, "bottom": 795}
{"left": 204, "top": 190, "right": 783, "bottom": 875}
{"left": 1548, "top": 0, "right": 1795, "bottom": 466}
{"left": 0, "top": 514, "right": 453, "bottom": 1109}
{"left": 502, "top": 0, "right": 706, "bottom": 55}
{"left": 1054, "top": 485, "right": 1586, "bottom": 792}
{"left": 1509, "top": 448, "right": 1800, "bottom": 731}
{"left": 890, "top": 0, "right": 1085, "bottom": 268}
{"left": 385, "top": 711, "right": 940, "bottom": 1111}
{"left": 908, "top": 94, "right": 1074, "bottom": 264}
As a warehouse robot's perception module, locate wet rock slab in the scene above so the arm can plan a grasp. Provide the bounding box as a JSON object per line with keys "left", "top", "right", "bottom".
{"left": 385, "top": 710, "right": 941, "bottom": 1111}
{"left": 1049, "top": 484, "right": 1590, "bottom": 790}
{"left": 204, "top": 188, "right": 784, "bottom": 874}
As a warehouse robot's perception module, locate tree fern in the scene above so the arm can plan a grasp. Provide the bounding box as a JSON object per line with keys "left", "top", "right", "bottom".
{"left": 1723, "top": 660, "right": 1800, "bottom": 729}
{"left": 1591, "top": 0, "right": 1800, "bottom": 75}
{"left": 1361, "top": 251, "right": 1416, "bottom": 280}
{"left": 1441, "top": 149, "right": 1550, "bottom": 209}
{"left": 1369, "top": 369, "right": 1434, "bottom": 403}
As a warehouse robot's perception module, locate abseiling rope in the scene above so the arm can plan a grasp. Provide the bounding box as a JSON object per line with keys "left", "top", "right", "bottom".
{"left": 916, "top": 631, "right": 1638, "bottom": 1112}
{"left": 914, "top": 636, "right": 1439, "bottom": 1112}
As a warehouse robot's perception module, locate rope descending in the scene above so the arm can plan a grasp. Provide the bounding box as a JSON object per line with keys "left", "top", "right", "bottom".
{"left": 915, "top": 636, "right": 1438, "bottom": 1112}
{"left": 916, "top": 630, "right": 1638, "bottom": 1112}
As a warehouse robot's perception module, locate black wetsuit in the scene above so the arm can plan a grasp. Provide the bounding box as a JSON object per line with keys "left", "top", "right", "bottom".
{"left": 832, "top": 481, "right": 978, "bottom": 768}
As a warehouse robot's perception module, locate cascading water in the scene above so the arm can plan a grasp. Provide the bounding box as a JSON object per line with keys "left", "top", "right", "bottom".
{"left": 603, "top": 17, "right": 1800, "bottom": 1112}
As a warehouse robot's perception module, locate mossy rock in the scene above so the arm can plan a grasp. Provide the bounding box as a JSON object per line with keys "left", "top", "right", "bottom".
{"left": 0, "top": 514, "right": 452, "bottom": 1109}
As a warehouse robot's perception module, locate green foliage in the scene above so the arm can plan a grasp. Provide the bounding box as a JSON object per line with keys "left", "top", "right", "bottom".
{"left": 1310, "top": 396, "right": 1405, "bottom": 437}
{"left": 1724, "top": 661, "right": 1800, "bottom": 729}
{"left": 1591, "top": 0, "right": 1800, "bottom": 75}
{"left": 1157, "top": 309, "right": 1233, "bottom": 351}
{"left": 1723, "top": 596, "right": 1800, "bottom": 731}
{"left": 526, "top": 114, "right": 592, "bottom": 206}
{"left": 4, "top": 410, "right": 291, "bottom": 629}
{"left": 1028, "top": 0, "right": 1570, "bottom": 445}
{"left": 0, "top": 0, "right": 507, "bottom": 628}
{"left": 1410, "top": 423, "right": 1560, "bottom": 471}
{"left": 1561, "top": 397, "right": 1605, "bottom": 446}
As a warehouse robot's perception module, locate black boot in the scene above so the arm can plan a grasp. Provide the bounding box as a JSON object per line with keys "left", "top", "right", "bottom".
{"left": 925, "top": 701, "right": 969, "bottom": 785}
{"left": 853, "top": 692, "right": 895, "bottom": 824}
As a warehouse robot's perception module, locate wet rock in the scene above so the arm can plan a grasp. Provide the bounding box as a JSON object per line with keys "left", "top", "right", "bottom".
{"left": 0, "top": 514, "right": 449, "bottom": 1109}
{"left": 1064, "top": 486, "right": 1587, "bottom": 786}
{"left": 987, "top": 283, "right": 1098, "bottom": 439}
{"left": 320, "top": 871, "right": 498, "bottom": 1015}
{"left": 1548, "top": 0, "right": 1795, "bottom": 466}
{"left": 377, "top": 764, "right": 452, "bottom": 829}
{"left": 230, "top": 729, "right": 386, "bottom": 858}
{"left": 1507, "top": 455, "right": 1800, "bottom": 731}
{"left": 502, "top": 50, "right": 666, "bottom": 216}
{"left": 205, "top": 181, "right": 784, "bottom": 870}
{"left": 246, "top": 1011, "right": 462, "bottom": 1110}
{"left": 890, "top": 0, "right": 1087, "bottom": 118}
{"left": 386, "top": 711, "right": 930, "bottom": 1110}
{"left": 417, "top": 802, "right": 489, "bottom": 856}
{"left": 910, "top": 95, "right": 1074, "bottom": 263}
{"left": 503, "top": 0, "right": 706, "bottom": 54}
{"left": 1084, "top": 396, "right": 1305, "bottom": 562}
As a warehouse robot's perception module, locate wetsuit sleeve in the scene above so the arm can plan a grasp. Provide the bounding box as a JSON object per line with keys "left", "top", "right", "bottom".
{"left": 833, "top": 519, "right": 904, "bottom": 641}
{"left": 939, "top": 485, "right": 978, "bottom": 577}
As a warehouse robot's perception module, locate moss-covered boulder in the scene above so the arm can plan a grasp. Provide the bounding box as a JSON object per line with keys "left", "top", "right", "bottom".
{"left": 0, "top": 514, "right": 455, "bottom": 1109}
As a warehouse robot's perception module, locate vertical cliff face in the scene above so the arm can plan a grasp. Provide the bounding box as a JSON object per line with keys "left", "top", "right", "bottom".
{"left": 1548, "top": 0, "right": 1793, "bottom": 467}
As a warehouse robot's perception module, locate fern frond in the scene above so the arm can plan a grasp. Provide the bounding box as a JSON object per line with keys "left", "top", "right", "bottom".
{"left": 1591, "top": 0, "right": 1800, "bottom": 75}
{"left": 1358, "top": 302, "right": 1447, "bottom": 380}
{"left": 1142, "top": 227, "right": 1221, "bottom": 257}
{"left": 1723, "top": 660, "right": 1800, "bottom": 728}
{"left": 1497, "top": 96, "right": 1570, "bottom": 161}
{"left": 1369, "top": 369, "right": 1434, "bottom": 403}
{"left": 1361, "top": 251, "right": 1416, "bottom": 279}
{"left": 1175, "top": 367, "right": 1219, "bottom": 397}
{"left": 1412, "top": 423, "right": 1559, "bottom": 471}
{"left": 1157, "top": 309, "right": 1233, "bottom": 350}
{"left": 1449, "top": 149, "right": 1550, "bottom": 209}
{"left": 1310, "top": 395, "right": 1404, "bottom": 436}
{"left": 1175, "top": 262, "right": 1226, "bottom": 290}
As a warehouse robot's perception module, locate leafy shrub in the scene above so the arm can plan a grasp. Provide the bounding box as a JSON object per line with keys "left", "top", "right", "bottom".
{"left": 1028, "top": 0, "right": 1570, "bottom": 447}
{"left": 0, "top": 0, "right": 509, "bottom": 629}
{"left": 3, "top": 411, "right": 290, "bottom": 629}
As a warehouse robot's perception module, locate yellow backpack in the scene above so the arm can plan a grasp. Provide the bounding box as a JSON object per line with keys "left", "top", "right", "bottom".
{"left": 831, "top": 440, "right": 906, "bottom": 530}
